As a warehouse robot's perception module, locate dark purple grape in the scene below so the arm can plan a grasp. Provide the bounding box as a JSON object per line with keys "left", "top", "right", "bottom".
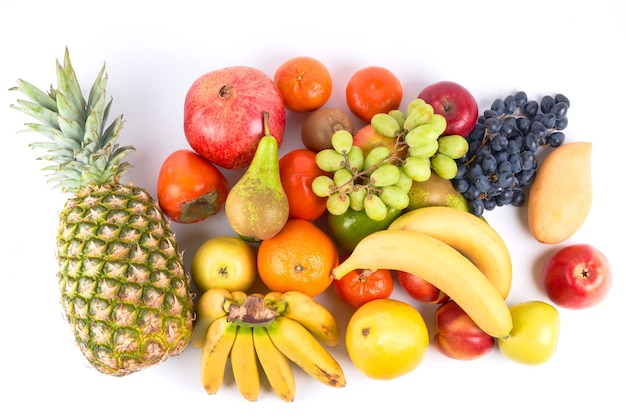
{"left": 503, "top": 95, "right": 517, "bottom": 114}
{"left": 555, "top": 116, "right": 568, "bottom": 130}
{"left": 514, "top": 91, "right": 528, "bottom": 106}
{"left": 547, "top": 132, "right": 566, "bottom": 147}
{"left": 491, "top": 99, "right": 506, "bottom": 115}
{"left": 511, "top": 189, "right": 525, "bottom": 207}
{"left": 474, "top": 175, "right": 491, "bottom": 192}
{"left": 523, "top": 100, "right": 539, "bottom": 117}
{"left": 552, "top": 101, "right": 569, "bottom": 120}
{"left": 483, "top": 197, "right": 497, "bottom": 211}
{"left": 453, "top": 178, "right": 470, "bottom": 193}
{"left": 484, "top": 117, "right": 501, "bottom": 134}
{"left": 541, "top": 95, "right": 556, "bottom": 113}
{"left": 470, "top": 199, "right": 485, "bottom": 217}
{"left": 555, "top": 93, "right": 570, "bottom": 107}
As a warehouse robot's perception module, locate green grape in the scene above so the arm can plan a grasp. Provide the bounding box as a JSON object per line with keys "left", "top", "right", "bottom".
{"left": 427, "top": 113, "right": 447, "bottom": 136}
{"left": 408, "top": 139, "right": 439, "bottom": 158}
{"left": 349, "top": 186, "right": 367, "bottom": 211}
{"left": 394, "top": 169, "right": 414, "bottom": 194}
{"left": 388, "top": 109, "right": 406, "bottom": 130}
{"left": 403, "top": 102, "right": 434, "bottom": 131}
{"left": 331, "top": 129, "right": 354, "bottom": 154}
{"left": 326, "top": 192, "right": 350, "bottom": 216}
{"left": 371, "top": 113, "right": 401, "bottom": 138}
{"left": 431, "top": 153, "right": 458, "bottom": 179}
{"left": 404, "top": 124, "right": 441, "bottom": 148}
{"left": 364, "top": 194, "right": 388, "bottom": 221}
{"left": 437, "top": 134, "right": 469, "bottom": 159}
{"left": 379, "top": 185, "right": 410, "bottom": 210}
{"left": 311, "top": 175, "right": 335, "bottom": 197}
{"left": 369, "top": 163, "right": 401, "bottom": 187}
{"left": 315, "top": 148, "right": 346, "bottom": 172}
{"left": 405, "top": 98, "right": 426, "bottom": 116}
{"left": 333, "top": 168, "right": 354, "bottom": 193}
{"left": 363, "top": 146, "right": 391, "bottom": 170}
{"left": 346, "top": 145, "right": 364, "bottom": 171}
{"left": 402, "top": 156, "right": 432, "bottom": 182}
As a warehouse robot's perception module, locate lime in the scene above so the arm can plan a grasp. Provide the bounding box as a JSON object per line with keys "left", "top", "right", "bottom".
{"left": 327, "top": 206, "right": 401, "bottom": 252}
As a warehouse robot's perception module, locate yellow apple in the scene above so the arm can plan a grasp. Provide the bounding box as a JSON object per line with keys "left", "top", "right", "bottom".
{"left": 190, "top": 235, "right": 257, "bottom": 293}
{"left": 497, "top": 300, "right": 560, "bottom": 365}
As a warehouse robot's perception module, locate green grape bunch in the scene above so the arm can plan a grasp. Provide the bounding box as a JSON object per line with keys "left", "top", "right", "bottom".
{"left": 312, "top": 99, "right": 470, "bottom": 221}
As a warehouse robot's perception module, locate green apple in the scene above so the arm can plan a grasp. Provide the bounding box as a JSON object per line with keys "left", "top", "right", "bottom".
{"left": 190, "top": 235, "right": 257, "bottom": 293}
{"left": 497, "top": 300, "right": 560, "bottom": 365}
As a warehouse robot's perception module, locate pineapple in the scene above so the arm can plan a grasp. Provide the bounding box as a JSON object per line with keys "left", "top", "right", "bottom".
{"left": 11, "top": 49, "right": 194, "bottom": 376}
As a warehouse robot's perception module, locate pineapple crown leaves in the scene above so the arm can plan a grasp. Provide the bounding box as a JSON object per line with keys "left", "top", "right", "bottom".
{"left": 10, "top": 48, "right": 135, "bottom": 194}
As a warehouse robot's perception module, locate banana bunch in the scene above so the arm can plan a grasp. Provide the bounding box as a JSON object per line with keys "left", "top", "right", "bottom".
{"left": 332, "top": 206, "right": 514, "bottom": 339}
{"left": 192, "top": 288, "right": 345, "bottom": 402}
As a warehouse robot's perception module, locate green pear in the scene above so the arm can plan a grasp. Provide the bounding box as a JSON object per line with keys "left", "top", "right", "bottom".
{"left": 225, "top": 112, "right": 289, "bottom": 242}
{"left": 406, "top": 170, "right": 469, "bottom": 212}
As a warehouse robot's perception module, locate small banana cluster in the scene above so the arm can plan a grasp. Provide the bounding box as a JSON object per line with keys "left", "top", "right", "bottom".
{"left": 332, "top": 205, "right": 514, "bottom": 339}
{"left": 192, "top": 288, "right": 345, "bottom": 402}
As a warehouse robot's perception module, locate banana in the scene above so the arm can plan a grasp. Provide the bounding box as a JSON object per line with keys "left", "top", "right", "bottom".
{"left": 266, "top": 316, "right": 346, "bottom": 388}
{"left": 230, "top": 325, "right": 260, "bottom": 402}
{"left": 191, "top": 288, "right": 231, "bottom": 348}
{"left": 253, "top": 326, "right": 297, "bottom": 402}
{"left": 200, "top": 315, "right": 237, "bottom": 395}
{"left": 264, "top": 290, "right": 340, "bottom": 347}
{"left": 388, "top": 206, "right": 512, "bottom": 298}
{"left": 331, "top": 229, "right": 512, "bottom": 339}
{"left": 263, "top": 291, "right": 284, "bottom": 306}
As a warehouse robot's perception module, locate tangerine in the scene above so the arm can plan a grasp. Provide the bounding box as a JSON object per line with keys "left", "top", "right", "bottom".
{"left": 257, "top": 219, "right": 339, "bottom": 297}
{"left": 274, "top": 56, "right": 333, "bottom": 112}
{"left": 345, "top": 66, "right": 403, "bottom": 123}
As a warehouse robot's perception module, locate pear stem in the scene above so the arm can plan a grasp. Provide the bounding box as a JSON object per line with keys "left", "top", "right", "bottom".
{"left": 263, "top": 111, "right": 271, "bottom": 136}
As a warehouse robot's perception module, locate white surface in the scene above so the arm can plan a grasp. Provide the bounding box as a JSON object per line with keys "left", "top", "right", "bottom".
{"left": 1, "top": 1, "right": 624, "bottom": 415}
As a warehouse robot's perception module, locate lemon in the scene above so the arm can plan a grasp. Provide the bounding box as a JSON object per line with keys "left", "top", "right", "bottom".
{"left": 345, "top": 299, "right": 429, "bottom": 380}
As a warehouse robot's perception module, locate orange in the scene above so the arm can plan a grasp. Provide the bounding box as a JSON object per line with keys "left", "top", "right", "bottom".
{"left": 274, "top": 56, "right": 333, "bottom": 112}
{"left": 257, "top": 219, "right": 339, "bottom": 297}
{"left": 345, "top": 66, "right": 403, "bottom": 123}
{"left": 346, "top": 299, "right": 429, "bottom": 380}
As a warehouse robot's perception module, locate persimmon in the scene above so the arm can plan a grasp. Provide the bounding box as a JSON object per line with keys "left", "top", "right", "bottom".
{"left": 157, "top": 149, "right": 229, "bottom": 223}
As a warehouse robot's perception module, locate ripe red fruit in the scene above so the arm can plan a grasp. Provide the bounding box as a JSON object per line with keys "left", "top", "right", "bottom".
{"left": 184, "top": 66, "right": 286, "bottom": 170}
{"left": 541, "top": 244, "right": 612, "bottom": 309}
{"left": 418, "top": 81, "right": 479, "bottom": 137}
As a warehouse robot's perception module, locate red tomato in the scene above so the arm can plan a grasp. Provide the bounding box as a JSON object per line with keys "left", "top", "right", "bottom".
{"left": 333, "top": 267, "right": 394, "bottom": 308}
{"left": 157, "top": 149, "right": 229, "bottom": 223}
{"left": 278, "top": 148, "right": 329, "bottom": 221}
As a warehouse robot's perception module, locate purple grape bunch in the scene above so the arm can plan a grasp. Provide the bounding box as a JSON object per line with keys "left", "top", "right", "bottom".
{"left": 452, "top": 91, "right": 570, "bottom": 217}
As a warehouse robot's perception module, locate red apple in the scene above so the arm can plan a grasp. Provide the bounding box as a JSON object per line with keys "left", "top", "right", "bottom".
{"left": 352, "top": 124, "right": 407, "bottom": 159}
{"left": 397, "top": 270, "right": 449, "bottom": 304}
{"left": 541, "top": 244, "right": 612, "bottom": 309}
{"left": 417, "top": 81, "right": 478, "bottom": 137}
{"left": 434, "top": 300, "right": 495, "bottom": 360}
{"left": 184, "top": 66, "right": 286, "bottom": 170}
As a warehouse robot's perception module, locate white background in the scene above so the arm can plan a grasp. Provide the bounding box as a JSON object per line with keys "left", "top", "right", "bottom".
{"left": 1, "top": 1, "right": 624, "bottom": 415}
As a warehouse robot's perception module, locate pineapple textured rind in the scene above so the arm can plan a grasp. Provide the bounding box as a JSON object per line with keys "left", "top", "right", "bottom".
{"left": 57, "top": 183, "right": 194, "bottom": 376}
{"left": 11, "top": 49, "right": 195, "bottom": 376}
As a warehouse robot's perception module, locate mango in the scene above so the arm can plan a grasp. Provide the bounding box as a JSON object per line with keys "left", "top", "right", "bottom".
{"left": 527, "top": 142, "right": 592, "bottom": 244}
